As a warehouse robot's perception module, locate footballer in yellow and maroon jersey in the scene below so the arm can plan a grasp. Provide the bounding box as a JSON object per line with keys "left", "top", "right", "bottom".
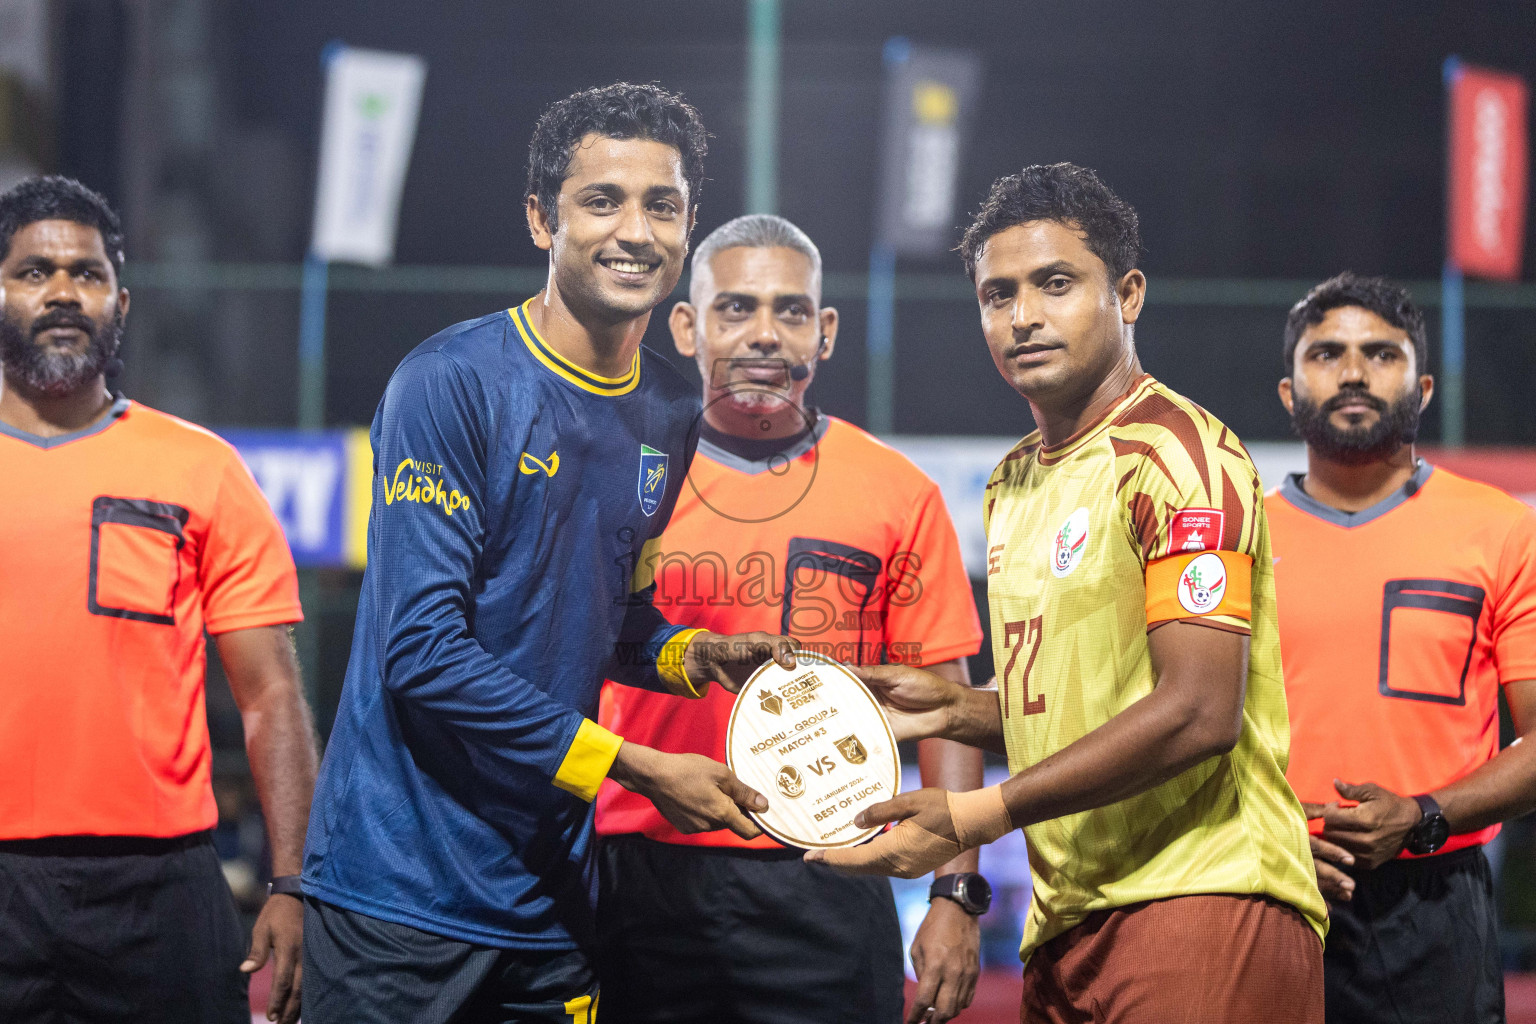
{"left": 984, "top": 373, "right": 1326, "bottom": 959}
{"left": 597, "top": 414, "right": 982, "bottom": 849}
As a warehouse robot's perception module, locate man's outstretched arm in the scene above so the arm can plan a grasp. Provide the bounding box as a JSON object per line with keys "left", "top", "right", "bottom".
{"left": 812, "top": 621, "right": 1247, "bottom": 877}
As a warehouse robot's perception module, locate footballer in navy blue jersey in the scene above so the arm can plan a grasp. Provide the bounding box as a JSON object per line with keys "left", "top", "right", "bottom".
{"left": 302, "top": 83, "right": 796, "bottom": 1024}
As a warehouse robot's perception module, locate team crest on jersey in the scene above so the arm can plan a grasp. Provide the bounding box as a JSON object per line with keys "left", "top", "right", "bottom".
{"left": 638, "top": 444, "right": 668, "bottom": 516}
{"left": 1051, "top": 507, "right": 1091, "bottom": 578}
{"left": 1178, "top": 552, "right": 1227, "bottom": 614}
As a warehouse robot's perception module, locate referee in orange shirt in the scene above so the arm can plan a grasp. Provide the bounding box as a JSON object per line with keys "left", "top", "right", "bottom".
{"left": 595, "top": 214, "right": 987, "bottom": 1024}
{"left": 1269, "top": 273, "right": 1536, "bottom": 1023}
{"left": 0, "top": 177, "right": 319, "bottom": 1024}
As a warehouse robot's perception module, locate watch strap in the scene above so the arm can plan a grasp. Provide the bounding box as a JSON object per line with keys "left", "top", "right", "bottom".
{"left": 267, "top": 875, "right": 304, "bottom": 898}
{"left": 1412, "top": 793, "right": 1442, "bottom": 819}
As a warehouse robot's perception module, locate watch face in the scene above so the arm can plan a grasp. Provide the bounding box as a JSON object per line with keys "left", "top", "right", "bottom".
{"left": 1409, "top": 814, "right": 1451, "bottom": 854}
{"left": 958, "top": 874, "right": 993, "bottom": 914}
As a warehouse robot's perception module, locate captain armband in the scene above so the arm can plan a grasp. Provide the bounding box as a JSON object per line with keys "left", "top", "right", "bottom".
{"left": 1144, "top": 549, "right": 1253, "bottom": 628}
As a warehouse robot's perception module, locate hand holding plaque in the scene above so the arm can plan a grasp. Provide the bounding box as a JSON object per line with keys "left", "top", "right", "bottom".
{"left": 803, "top": 785, "right": 1013, "bottom": 878}
{"left": 846, "top": 663, "right": 961, "bottom": 743}
{"left": 725, "top": 653, "right": 902, "bottom": 849}
{"left": 683, "top": 630, "right": 800, "bottom": 694}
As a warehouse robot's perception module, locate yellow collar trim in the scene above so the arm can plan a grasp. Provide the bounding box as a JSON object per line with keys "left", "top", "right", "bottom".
{"left": 509, "top": 299, "right": 640, "bottom": 396}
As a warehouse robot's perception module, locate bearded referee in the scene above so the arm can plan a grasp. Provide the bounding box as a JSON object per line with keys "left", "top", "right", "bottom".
{"left": 1270, "top": 274, "right": 1536, "bottom": 1023}
{"left": 301, "top": 84, "right": 795, "bottom": 1023}
{"left": 809, "top": 164, "right": 1328, "bottom": 1023}
{"left": 0, "top": 177, "right": 317, "bottom": 1024}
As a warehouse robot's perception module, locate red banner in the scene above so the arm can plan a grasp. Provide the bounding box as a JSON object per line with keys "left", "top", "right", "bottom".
{"left": 1447, "top": 62, "right": 1529, "bottom": 280}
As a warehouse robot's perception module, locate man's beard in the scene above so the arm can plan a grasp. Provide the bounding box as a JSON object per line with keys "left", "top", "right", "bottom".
{"left": 0, "top": 307, "right": 122, "bottom": 397}
{"left": 1290, "top": 384, "right": 1421, "bottom": 464}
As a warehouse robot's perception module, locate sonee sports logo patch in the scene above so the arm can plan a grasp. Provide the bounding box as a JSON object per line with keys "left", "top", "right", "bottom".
{"left": 1178, "top": 552, "right": 1228, "bottom": 614}
{"left": 1169, "top": 508, "right": 1224, "bottom": 553}
{"left": 1051, "top": 507, "right": 1090, "bottom": 578}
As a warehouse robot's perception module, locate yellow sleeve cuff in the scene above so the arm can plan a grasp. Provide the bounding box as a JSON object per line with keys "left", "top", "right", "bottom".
{"left": 552, "top": 719, "right": 624, "bottom": 802}
{"left": 657, "top": 628, "right": 708, "bottom": 699}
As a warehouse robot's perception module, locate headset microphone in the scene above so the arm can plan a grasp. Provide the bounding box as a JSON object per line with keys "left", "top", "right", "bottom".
{"left": 789, "top": 335, "right": 827, "bottom": 382}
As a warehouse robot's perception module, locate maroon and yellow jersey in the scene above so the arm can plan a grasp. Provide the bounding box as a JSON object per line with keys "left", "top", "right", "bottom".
{"left": 1269, "top": 463, "right": 1536, "bottom": 855}
{"left": 984, "top": 375, "right": 1326, "bottom": 960}
{"left": 596, "top": 415, "right": 982, "bottom": 849}
{"left": 0, "top": 400, "right": 302, "bottom": 839}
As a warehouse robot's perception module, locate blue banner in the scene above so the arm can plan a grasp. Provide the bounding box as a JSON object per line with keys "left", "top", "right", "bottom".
{"left": 220, "top": 428, "right": 372, "bottom": 569}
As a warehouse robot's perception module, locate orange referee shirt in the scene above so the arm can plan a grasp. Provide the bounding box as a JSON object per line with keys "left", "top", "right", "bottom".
{"left": 596, "top": 415, "right": 983, "bottom": 848}
{"left": 0, "top": 399, "right": 302, "bottom": 839}
{"left": 1269, "top": 462, "right": 1536, "bottom": 855}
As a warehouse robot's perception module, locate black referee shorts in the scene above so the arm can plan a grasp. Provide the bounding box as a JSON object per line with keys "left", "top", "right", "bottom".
{"left": 0, "top": 832, "right": 248, "bottom": 1024}
{"left": 1324, "top": 844, "right": 1503, "bottom": 1024}
{"left": 302, "top": 896, "right": 600, "bottom": 1024}
{"left": 595, "top": 834, "right": 904, "bottom": 1024}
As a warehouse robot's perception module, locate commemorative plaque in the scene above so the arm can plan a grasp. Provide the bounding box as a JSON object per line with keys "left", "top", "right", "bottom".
{"left": 725, "top": 652, "right": 901, "bottom": 849}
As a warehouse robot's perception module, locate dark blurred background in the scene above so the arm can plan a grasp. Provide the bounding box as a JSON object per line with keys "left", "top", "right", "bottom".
{"left": 8, "top": 0, "right": 1536, "bottom": 984}
{"left": 8, "top": 0, "right": 1534, "bottom": 441}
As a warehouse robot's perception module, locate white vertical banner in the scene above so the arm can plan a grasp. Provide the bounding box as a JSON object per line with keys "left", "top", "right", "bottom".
{"left": 310, "top": 46, "right": 426, "bottom": 267}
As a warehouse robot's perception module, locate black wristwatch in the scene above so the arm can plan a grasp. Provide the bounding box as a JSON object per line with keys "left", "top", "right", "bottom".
{"left": 1404, "top": 794, "right": 1451, "bottom": 855}
{"left": 267, "top": 875, "right": 304, "bottom": 899}
{"left": 928, "top": 873, "right": 993, "bottom": 916}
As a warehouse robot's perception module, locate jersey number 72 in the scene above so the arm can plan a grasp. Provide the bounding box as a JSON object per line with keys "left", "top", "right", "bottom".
{"left": 1001, "top": 615, "right": 1046, "bottom": 718}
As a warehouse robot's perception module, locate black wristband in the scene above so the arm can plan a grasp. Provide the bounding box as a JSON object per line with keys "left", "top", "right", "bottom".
{"left": 267, "top": 875, "right": 304, "bottom": 898}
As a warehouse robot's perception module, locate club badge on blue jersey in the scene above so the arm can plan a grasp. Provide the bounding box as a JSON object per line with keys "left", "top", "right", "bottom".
{"left": 638, "top": 444, "right": 668, "bottom": 516}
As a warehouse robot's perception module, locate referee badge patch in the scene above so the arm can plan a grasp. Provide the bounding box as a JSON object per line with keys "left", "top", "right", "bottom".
{"left": 638, "top": 444, "right": 668, "bottom": 516}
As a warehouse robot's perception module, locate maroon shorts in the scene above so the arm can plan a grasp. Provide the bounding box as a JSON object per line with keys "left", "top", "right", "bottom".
{"left": 1020, "top": 894, "right": 1323, "bottom": 1023}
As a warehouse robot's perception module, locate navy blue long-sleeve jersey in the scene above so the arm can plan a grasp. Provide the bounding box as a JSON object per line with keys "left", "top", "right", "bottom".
{"left": 303, "top": 299, "right": 700, "bottom": 949}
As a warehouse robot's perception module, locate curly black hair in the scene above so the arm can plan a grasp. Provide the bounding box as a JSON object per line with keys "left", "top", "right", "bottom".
{"left": 526, "top": 82, "right": 708, "bottom": 231}
{"left": 0, "top": 175, "right": 124, "bottom": 279}
{"left": 1284, "top": 272, "right": 1427, "bottom": 371}
{"left": 959, "top": 163, "right": 1141, "bottom": 284}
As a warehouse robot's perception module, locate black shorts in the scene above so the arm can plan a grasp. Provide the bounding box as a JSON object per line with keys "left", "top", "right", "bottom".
{"left": 302, "top": 897, "right": 600, "bottom": 1024}
{"left": 1324, "top": 845, "right": 1503, "bottom": 1024}
{"left": 595, "top": 834, "right": 904, "bottom": 1024}
{"left": 0, "top": 831, "right": 248, "bottom": 1024}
